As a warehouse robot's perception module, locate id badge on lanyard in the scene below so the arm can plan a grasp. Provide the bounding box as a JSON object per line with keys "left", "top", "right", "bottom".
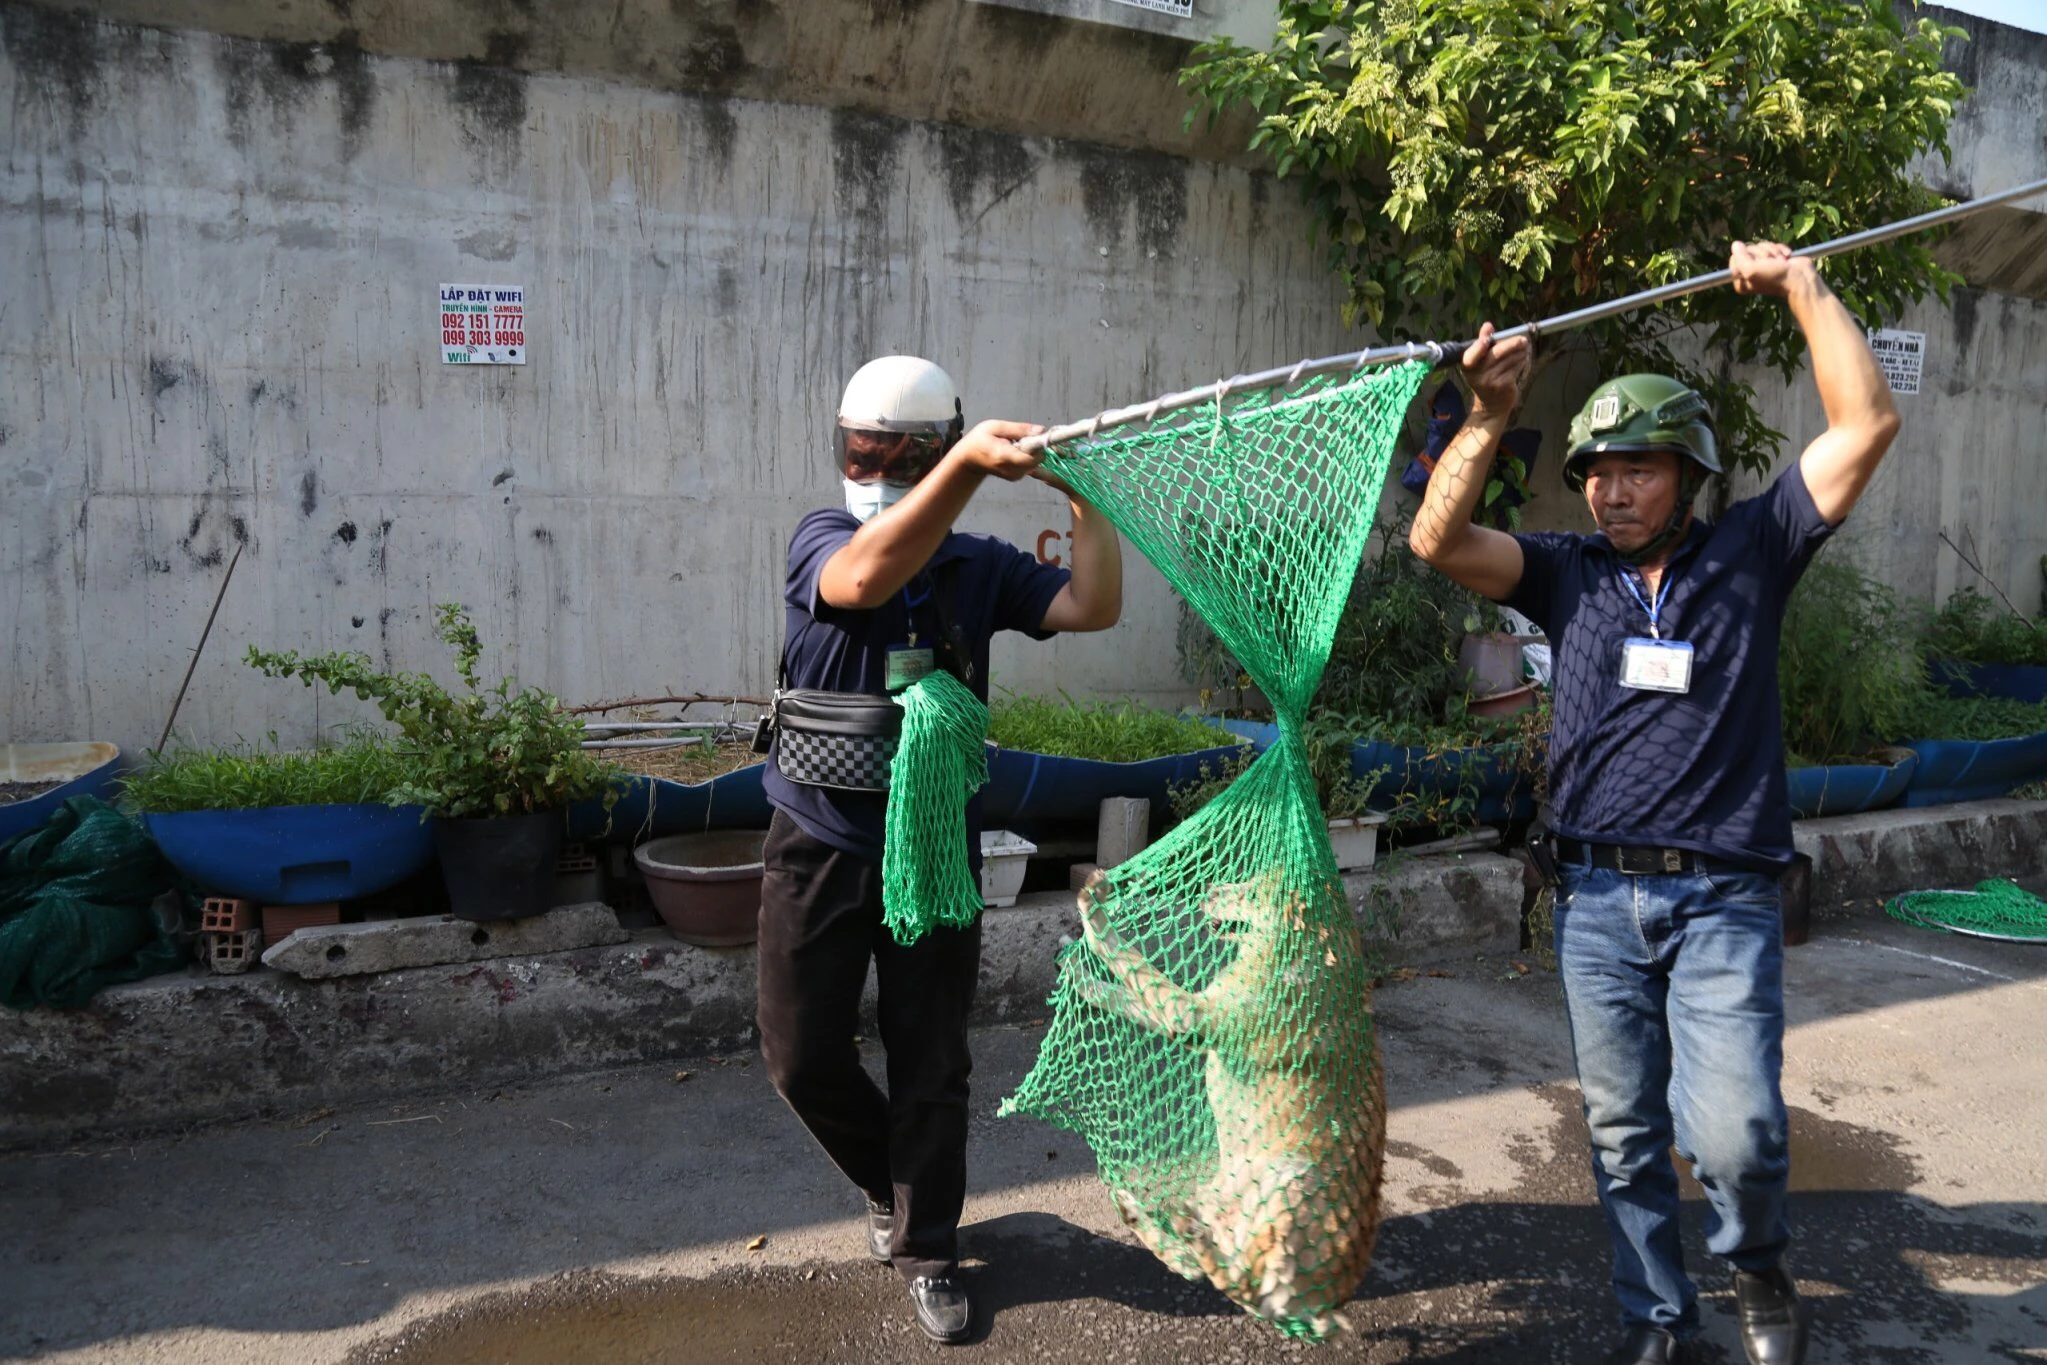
{"left": 1617, "top": 569, "right": 1692, "bottom": 695}
{"left": 885, "top": 582, "right": 936, "bottom": 692}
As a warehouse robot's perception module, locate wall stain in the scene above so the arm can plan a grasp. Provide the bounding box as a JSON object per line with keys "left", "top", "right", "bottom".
{"left": 1067, "top": 142, "right": 1188, "bottom": 259}
{"left": 351, "top": 614, "right": 365, "bottom": 628}
{"left": 695, "top": 97, "right": 736, "bottom": 172}
{"left": 366, "top": 518, "right": 393, "bottom": 575}
{"left": 831, "top": 108, "right": 907, "bottom": 233}
{"left": 0, "top": 3, "right": 103, "bottom": 128}
{"left": 1951, "top": 285, "right": 1981, "bottom": 366}
{"left": 448, "top": 30, "right": 530, "bottom": 166}
{"left": 531, "top": 526, "right": 553, "bottom": 544}
{"left": 492, "top": 468, "right": 515, "bottom": 487}
{"left": 714, "top": 264, "right": 739, "bottom": 317}
{"left": 334, "top": 521, "right": 358, "bottom": 545}
{"left": 147, "top": 357, "right": 182, "bottom": 401}
{"left": 299, "top": 470, "right": 319, "bottom": 517}
{"left": 935, "top": 124, "right": 1035, "bottom": 228}
{"left": 457, "top": 228, "right": 519, "bottom": 261}
{"left": 680, "top": 22, "right": 748, "bottom": 96}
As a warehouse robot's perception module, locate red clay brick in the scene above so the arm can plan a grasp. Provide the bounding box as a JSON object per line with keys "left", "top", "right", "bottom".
{"left": 262, "top": 902, "right": 342, "bottom": 948}
{"left": 201, "top": 897, "right": 256, "bottom": 934}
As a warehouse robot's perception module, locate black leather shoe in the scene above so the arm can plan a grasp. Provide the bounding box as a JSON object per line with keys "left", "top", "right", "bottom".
{"left": 907, "top": 1275, "right": 971, "bottom": 1344}
{"left": 864, "top": 1198, "right": 893, "bottom": 1263}
{"left": 1733, "top": 1264, "right": 1810, "bottom": 1365}
{"left": 1600, "top": 1325, "right": 1686, "bottom": 1365}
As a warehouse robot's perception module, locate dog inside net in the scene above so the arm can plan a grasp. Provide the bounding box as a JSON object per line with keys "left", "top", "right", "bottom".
{"left": 1000, "top": 359, "right": 1430, "bottom": 1339}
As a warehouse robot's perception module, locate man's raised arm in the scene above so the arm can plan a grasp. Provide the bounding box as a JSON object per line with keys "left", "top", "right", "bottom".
{"left": 1729, "top": 240, "right": 1902, "bottom": 526}
{"left": 1407, "top": 323, "right": 1534, "bottom": 601}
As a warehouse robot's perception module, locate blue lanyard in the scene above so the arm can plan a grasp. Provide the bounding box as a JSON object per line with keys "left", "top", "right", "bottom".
{"left": 900, "top": 577, "right": 932, "bottom": 647}
{"left": 1618, "top": 569, "right": 1672, "bottom": 640}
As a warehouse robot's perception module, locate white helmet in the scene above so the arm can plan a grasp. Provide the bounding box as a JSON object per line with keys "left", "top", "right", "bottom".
{"left": 838, "top": 355, "right": 962, "bottom": 433}
{"left": 834, "top": 355, "right": 964, "bottom": 486}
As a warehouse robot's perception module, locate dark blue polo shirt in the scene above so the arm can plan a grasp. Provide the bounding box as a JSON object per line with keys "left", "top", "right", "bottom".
{"left": 1504, "top": 464, "right": 1836, "bottom": 869}
{"left": 764, "top": 507, "right": 1071, "bottom": 864}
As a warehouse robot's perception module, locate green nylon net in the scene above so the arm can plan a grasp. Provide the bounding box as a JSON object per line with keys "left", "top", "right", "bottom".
{"left": 1887, "top": 878, "right": 2047, "bottom": 943}
{"left": 999, "top": 360, "right": 1430, "bottom": 1339}
{"left": 882, "top": 669, "right": 991, "bottom": 945}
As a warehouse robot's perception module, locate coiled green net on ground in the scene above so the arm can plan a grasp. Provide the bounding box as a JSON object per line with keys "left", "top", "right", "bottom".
{"left": 1887, "top": 878, "right": 2047, "bottom": 942}
{"left": 1000, "top": 360, "right": 1430, "bottom": 1339}
{"left": 882, "top": 669, "right": 990, "bottom": 945}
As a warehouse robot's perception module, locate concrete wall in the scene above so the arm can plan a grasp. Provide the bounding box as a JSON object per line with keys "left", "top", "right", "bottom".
{"left": 0, "top": 3, "right": 1360, "bottom": 753}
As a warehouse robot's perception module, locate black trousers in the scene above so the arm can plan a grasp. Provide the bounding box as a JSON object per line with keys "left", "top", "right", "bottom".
{"left": 756, "top": 809, "right": 982, "bottom": 1282}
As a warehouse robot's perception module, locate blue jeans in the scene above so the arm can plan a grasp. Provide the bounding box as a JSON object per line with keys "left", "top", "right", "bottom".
{"left": 1554, "top": 860, "right": 1792, "bottom": 1333}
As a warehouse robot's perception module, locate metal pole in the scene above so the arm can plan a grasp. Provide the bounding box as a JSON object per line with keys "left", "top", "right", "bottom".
{"left": 154, "top": 540, "right": 244, "bottom": 755}
{"left": 1023, "top": 176, "right": 2047, "bottom": 452}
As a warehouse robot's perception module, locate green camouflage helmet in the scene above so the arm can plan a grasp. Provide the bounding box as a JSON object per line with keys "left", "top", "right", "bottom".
{"left": 1562, "top": 374, "right": 1722, "bottom": 492}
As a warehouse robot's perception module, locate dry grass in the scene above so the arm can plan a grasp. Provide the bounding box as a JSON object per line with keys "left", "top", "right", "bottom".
{"left": 608, "top": 742, "right": 763, "bottom": 786}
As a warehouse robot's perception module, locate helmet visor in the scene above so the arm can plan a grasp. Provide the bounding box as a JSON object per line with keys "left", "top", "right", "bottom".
{"left": 837, "top": 424, "right": 951, "bottom": 486}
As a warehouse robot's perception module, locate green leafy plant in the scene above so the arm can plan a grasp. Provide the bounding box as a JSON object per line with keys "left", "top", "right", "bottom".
{"left": 1779, "top": 555, "right": 1928, "bottom": 765}
{"left": 245, "top": 604, "right": 622, "bottom": 820}
{"left": 1924, "top": 587, "right": 2047, "bottom": 667}
{"left": 122, "top": 735, "right": 412, "bottom": 813}
{"left": 1183, "top": 0, "right": 1964, "bottom": 478}
{"left": 1319, "top": 520, "right": 1504, "bottom": 744}
{"left": 988, "top": 692, "right": 1246, "bottom": 764}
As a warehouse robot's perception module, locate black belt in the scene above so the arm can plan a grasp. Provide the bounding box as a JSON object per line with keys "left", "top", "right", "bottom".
{"left": 1557, "top": 838, "right": 1707, "bottom": 876}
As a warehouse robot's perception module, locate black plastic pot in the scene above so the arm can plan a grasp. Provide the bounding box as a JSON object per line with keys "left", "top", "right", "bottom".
{"left": 432, "top": 810, "right": 563, "bottom": 921}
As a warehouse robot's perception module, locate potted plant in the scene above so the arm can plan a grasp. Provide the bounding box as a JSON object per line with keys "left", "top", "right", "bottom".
{"left": 247, "top": 604, "right": 623, "bottom": 921}
{"left": 123, "top": 737, "right": 434, "bottom": 904}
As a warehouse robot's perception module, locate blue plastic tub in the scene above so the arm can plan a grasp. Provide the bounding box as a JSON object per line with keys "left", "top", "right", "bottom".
{"left": 564, "top": 764, "right": 773, "bottom": 843}
{"left": 1898, "top": 733, "right": 2047, "bottom": 808}
{"left": 144, "top": 803, "right": 436, "bottom": 903}
{"left": 979, "top": 743, "right": 1251, "bottom": 833}
{"left": 0, "top": 742, "right": 123, "bottom": 846}
{"left": 1220, "top": 720, "right": 1536, "bottom": 824}
{"left": 1928, "top": 658, "right": 2047, "bottom": 705}
{"left": 1784, "top": 751, "right": 1917, "bottom": 820}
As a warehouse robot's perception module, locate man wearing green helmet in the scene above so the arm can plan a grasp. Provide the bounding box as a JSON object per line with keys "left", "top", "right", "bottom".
{"left": 1411, "top": 240, "right": 1901, "bottom": 1365}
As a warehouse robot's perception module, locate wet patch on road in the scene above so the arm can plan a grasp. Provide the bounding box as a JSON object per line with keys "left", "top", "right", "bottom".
{"left": 353, "top": 1103, "right": 2043, "bottom": 1364}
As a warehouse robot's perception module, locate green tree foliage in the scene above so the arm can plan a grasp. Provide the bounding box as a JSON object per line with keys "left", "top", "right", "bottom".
{"left": 1184, "top": 0, "right": 1966, "bottom": 475}
{"left": 246, "top": 605, "right": 621, "bottom": 820}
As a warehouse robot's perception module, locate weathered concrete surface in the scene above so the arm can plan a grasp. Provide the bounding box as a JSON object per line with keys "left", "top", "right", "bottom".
{"left": 1349, "top": 850, "right": 1524, "bottom": 965}
{"left": 0, "top": 5, "right": 1361, "bottom": 756}
{"left": 20, "top": 0, "right": 1265, "bottom": 160}
{"left": 1, "top": 898, "right": 2041, "bottom": 1363}
{"left": 1794, "top": 797, "right": 2047, "bottom": 906}
{"left": 0, "top": 851, "right": 1519, "bottom": 1150}
{"left": 261, "top": 902, "right": 629, "bottom": 978}
{"left": 0, "top": 893, "right": 1076, "bottom": 1150}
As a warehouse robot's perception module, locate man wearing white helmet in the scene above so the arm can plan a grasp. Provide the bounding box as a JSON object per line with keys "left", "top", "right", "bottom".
{"left": 757, "top": 355, "right": 1122, "bottom": 1344}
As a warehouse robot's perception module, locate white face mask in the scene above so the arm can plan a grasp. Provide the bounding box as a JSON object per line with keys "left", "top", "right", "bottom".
{"left": 844, "top": 478, "right": 910, "bottom": 523}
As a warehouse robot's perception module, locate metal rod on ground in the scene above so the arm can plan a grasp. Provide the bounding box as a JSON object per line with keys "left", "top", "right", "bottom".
{"left": 1023, "top": 175, "right": 2047, "bottom": 452}
{"left": 154, "top": 540, "right": 244, "bottom": 755}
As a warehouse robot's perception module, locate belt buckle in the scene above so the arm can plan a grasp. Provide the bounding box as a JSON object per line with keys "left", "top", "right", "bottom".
{"left": 1662, "top": 848, "right": 1683, "bottom": 873}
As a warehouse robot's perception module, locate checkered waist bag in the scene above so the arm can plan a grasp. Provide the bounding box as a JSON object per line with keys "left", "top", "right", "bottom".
{"left": 770, "top": 689, "right": 903, "bottom": 792}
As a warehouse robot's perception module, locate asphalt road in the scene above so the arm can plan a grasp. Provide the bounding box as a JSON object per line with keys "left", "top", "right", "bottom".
{"left": 3, "top": 899, "right": 2043, "bottom": 1364}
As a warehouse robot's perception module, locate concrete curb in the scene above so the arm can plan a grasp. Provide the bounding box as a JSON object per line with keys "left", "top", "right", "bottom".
{"left": 5, "top": 799, "right": 2039, "bottom": 1149}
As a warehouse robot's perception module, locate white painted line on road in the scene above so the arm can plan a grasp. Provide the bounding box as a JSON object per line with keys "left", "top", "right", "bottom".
{"left": 1822, "top": 936, "right": 2022, "bottom": 983}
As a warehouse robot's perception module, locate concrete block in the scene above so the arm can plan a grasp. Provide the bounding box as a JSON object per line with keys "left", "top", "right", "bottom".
{"left": 200, "top": 898, "right": 255, "bottom": 934}
{"left": 206, "top": 928, "right": 263, "bottom": 974}
{"left": 262, "top": 902, "right": 341, "bottom": 948}
{"left": 1793, "top": 798, "right": 2047, "bottom": 905}
{"left": 261, "top": 903, "right": 629, "bottom": 979}
{"left": 1096, "top": 797, "right": 1150, "bottom": 868}
{"left": 1347, "top": 851, "right": 1524, "bottom": 965}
